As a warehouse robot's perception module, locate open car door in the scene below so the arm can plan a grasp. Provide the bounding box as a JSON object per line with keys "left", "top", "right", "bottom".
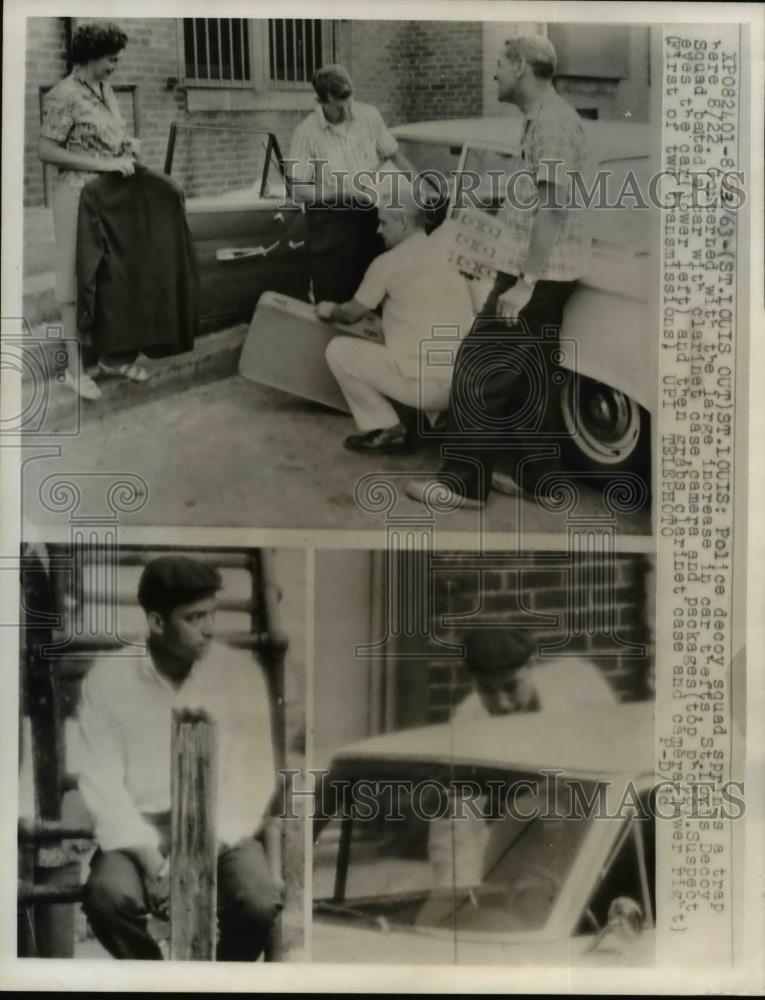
{"left": 164, "top": 123, "right": 310, "bottom": 334}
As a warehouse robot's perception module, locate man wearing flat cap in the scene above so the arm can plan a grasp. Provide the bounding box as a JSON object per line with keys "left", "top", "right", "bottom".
{"left": 76, "top": 555, "right": 282, "bottom": 960}
{"left": 453, "top": 626, "right": 617, "bottom": 724}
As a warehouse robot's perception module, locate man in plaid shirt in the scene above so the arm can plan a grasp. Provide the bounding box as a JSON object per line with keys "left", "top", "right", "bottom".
{"left": 407, "top": 34, "right": 594, "bottom": 509}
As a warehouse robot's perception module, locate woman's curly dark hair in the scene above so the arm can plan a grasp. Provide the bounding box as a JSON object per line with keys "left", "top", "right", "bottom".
{"left": 70, "top": 22, "right": 128, "bottom": 65}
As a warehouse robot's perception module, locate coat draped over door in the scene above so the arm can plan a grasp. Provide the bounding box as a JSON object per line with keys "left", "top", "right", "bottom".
{"left": 77, "top": 166, "right": 199, "bottom": 358}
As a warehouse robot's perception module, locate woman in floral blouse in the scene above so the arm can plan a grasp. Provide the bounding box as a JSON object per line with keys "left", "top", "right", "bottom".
{"left": 38, "top": 21, "right": 147, "bottom": 400}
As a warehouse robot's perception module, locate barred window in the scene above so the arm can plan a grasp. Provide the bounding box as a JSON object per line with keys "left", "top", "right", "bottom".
{"left": 182, "top": 18, "right": 333, "bottom": 89}
{"left": 183, "top": 19, "right": 252, "bottom": 86}
{"left": 268, "top": 19, "right": 325, "bottom": 85}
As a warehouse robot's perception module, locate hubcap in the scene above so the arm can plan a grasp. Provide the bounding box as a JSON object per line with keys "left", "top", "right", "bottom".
{"left": 561, "top": 375, "right": 641, "bottom": 464}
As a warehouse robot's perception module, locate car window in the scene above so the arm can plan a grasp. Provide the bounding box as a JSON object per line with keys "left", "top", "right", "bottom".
{"left": 392, "top": 139, "right": 462, "bottom": 228}
{"left": 165, "top": 124, "right": 287, "bottom": 202}
{"left": 456, "top": 145, "right": 524, "bottom": 214}
{"left": 313, "top": 807, "right": 436, "bottom": 905}
{"left": 591, "top": 157, "right": 653, "bottom": 258}
{"left": 396, "top": 139, "right": 462, "bottom": 192}
{"left": 446, "top": 145, "right": 652, "bottom": 259}
{"left": 314, "top": 779, "right": 594, "bottom": 936}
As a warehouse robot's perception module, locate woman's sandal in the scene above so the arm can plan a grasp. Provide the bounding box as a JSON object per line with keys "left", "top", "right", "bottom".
{"left": 97, "top": 360, "right": 150, "bottom": 383}
{"left": 62, "top": 367, "right": 102, "bottom": 401}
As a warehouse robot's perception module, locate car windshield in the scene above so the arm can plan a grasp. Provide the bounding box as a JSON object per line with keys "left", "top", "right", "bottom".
{"left": 390, "top": 137, "right": 653, "bottom": 262}
{"left": 590, "top": 155, "right": 653, "bottom": 256}
{"left": 456, "top": 145, "right": 524, "bottom": 214}
{"left": 313, "top": 775, "right": 594, "bottom": 936}
{"left": 166, "top": 125, "right": 286, "bottom": 201}
{"left": 396, "top": 137, "right": 463, "bottom": 186}
{"left": 451, "top": 144, "right": 652, "bottom": 258}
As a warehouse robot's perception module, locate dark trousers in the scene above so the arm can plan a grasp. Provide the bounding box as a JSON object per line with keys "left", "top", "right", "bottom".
{"left": 306, "top": 206, "right": 384, "bottom": 303}
{"left": 439, "top": 273, "right": 577, "bottom": 501}
{"left": 82, "top": 833, "right": 282, "bottom": 961}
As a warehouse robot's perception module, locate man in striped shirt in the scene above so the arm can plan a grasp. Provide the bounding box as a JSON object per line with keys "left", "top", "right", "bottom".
{"left": 288, "top": 64, "right": 415, "bottom": 302}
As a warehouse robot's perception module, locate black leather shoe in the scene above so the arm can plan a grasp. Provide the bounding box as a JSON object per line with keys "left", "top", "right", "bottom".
{"left": 344, "top": 424, "right": 412, "bottom": 455}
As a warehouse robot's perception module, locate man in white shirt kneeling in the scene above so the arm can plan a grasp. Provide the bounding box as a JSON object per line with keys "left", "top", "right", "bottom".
{"left": 319, "top": 185, "right": 475, "bottom": 456}
{"left": 76, "top": 555, "right": 283, "bottom": 960}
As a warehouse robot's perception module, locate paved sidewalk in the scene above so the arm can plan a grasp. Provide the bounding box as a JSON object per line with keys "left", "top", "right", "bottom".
{"left": 24, "top": 324, "right": 247, "bottom": 433}
{"left": 22, "top": 374, "right": 651, "bottom": 536}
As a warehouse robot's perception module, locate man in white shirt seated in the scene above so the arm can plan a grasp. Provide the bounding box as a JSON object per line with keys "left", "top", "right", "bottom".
{"left": 318, "top": 187, "right": 475, "bottom": 456}
{"left": 452, "top": 626, "right": 617, "bottom": 725}
{"left": 76, "top": 555, "right": 282, "bottom": 960}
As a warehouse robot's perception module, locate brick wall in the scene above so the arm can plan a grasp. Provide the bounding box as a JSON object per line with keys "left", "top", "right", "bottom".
{"left": 24, "top": 17, "right": 649, "bottom": 206}
{"left": 24, "top": 17, "right": 305, "bottom": 206}
{"left": 24, "top": 16, "right": 485, "bottom": 207}
{"left": 350, "top": 20, "right": 483, "bottom": 125}
{"left": 393, "top": 550, "right": 654, "bottom": 727}
{"left": 24, "top": 17, "right": 70, "bottom": 206}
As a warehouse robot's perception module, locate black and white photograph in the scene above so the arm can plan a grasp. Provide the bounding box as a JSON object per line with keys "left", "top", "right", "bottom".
{"left": 312, "top": 548, "right": 656, "bottom": 965}
{"left": 17, "top": 543, "right": 306, "bottom": 962}
{"left": 17, "top": 14, "right": 655, "bottom": 535}
{"left": 1, "top": 0, "right": 760, "bottom": 994}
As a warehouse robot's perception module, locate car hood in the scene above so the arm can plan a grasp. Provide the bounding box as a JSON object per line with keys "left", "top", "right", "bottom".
{"left": 330, "top": 703, "right": 654, "bottom": 780}
{"left": 392, "top": 117, "right": 650, "bottom": 163}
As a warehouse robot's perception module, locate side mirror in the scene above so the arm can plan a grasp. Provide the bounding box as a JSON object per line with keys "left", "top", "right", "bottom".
{"left": 586, "top": 896, "right": 644, "bottom": 954}
{"left": 607, "top": 896, "right": 644, "bottom": 941}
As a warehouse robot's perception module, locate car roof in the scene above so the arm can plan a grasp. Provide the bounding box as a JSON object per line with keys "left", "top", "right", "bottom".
{"left": 331, "top": 702, "right": 654, "bottom": 781}
{"left": 392, "top": 116, "right": 649, "bottom": 163}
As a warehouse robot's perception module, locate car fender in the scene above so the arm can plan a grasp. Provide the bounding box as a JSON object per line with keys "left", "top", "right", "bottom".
{"left": 462, "top": 262, "right": 655, "bottom": 416}
{"left": 560, "top": 279, "right": 655, "bottom": 414}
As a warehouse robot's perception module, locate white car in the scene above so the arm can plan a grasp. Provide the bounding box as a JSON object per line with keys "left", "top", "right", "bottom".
{"left": 166, "top": 116, "right": 654, "bottom": 486}
{"left": 392, "top": 117, "right": 655, "bottom": 482}
{"left": 313, "top": 702, "right": 655, "bottom": 965}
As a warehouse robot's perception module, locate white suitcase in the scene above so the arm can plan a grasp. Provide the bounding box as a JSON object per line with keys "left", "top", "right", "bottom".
{"left": 239, "top": 291, "right": 383, "bottom": 412}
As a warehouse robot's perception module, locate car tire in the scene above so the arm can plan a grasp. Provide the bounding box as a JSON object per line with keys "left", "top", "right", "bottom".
{"left": 559, "top": 371, "right": 651, "bottom": 500}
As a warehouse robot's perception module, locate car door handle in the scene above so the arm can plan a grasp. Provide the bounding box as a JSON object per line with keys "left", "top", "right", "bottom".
{"left": 288, "top": 240, "right": 305, "bottom": 250}
{"left": 216, "top": 242, "right": 279, "bottom": 262}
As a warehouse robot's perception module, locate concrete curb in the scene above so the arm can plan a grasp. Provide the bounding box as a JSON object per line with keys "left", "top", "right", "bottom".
{"left": 34, "top": 324, "right": 247, "bottom": 432}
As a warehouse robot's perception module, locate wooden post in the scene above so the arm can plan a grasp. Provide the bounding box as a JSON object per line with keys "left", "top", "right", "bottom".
{"left": 170, "top": 710, "right": 217, "bottom": 961}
